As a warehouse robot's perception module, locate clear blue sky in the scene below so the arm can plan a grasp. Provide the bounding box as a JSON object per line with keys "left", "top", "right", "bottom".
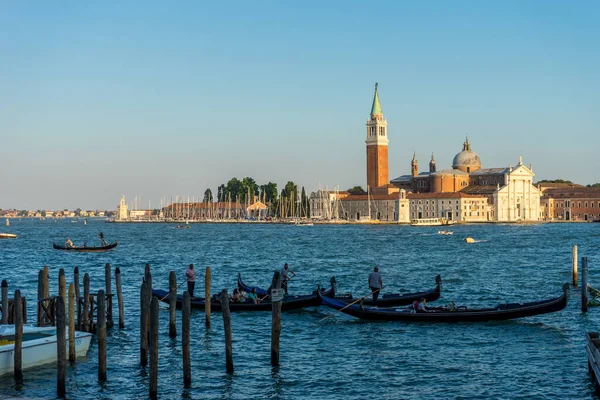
{"left": 1, "top": 1, "right": 598, "bottom": 210}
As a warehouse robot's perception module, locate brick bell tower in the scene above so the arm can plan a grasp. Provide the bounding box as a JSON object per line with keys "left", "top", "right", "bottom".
{"left": 366, "top": 83, "right": 389, "bottom": 189}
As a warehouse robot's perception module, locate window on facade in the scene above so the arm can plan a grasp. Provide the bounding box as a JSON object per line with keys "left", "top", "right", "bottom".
{"left": 578, "top": 202, "right": 581, "bottom": 208}
{"left": 585, "top": 202, "right": 588, "bottom": 208}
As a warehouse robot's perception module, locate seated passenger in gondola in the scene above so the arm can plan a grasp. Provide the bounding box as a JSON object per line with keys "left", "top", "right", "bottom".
{"left": 232, "top": 289, "right": 243, "bottom": 303}
{"left": 65, "top": 238, "right": 75, "bottom": 248}
{"left": 417, "top": 298, "right": 431, "bottom": 312}
{"left": 239, "top": 289, "right": 247, "bottom": 302}
{"left": 246, "top": 288, "right": 259, "bottom": 304}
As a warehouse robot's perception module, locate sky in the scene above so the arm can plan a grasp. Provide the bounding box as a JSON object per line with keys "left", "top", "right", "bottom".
{"left": 1, "top": 1, "right": 599, "bottom": 210}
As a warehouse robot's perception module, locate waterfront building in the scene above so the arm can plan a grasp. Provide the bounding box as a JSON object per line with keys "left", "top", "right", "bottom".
{"left": 117, "top": 196, "right": 129, "bottom": 221}
{"left": 246, "top": 196, "right": 268, "bottom": 219}
{"left": 309, "top": 189, "right": 349, "bottom": 219}
{"left": 339, "top": 191, "right": 398, "bottom": 222}
{"left": 391, "top": 138, "right": 541, "bottom": 222}
{"left": 539, "top": 184, "right": 600, "bottom": 221}
{"left": 408, "top": 192, "right": 489, "bottom": 222}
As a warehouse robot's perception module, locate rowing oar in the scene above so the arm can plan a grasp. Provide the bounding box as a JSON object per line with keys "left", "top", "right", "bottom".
{"left": 159, "top": 274, "right": 195, "bottom": 302}
{"left": 320, "top": 287, "right": 383, "bottom": 322}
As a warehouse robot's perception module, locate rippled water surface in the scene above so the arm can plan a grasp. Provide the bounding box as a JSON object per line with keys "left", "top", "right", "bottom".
{"left": 1, "top": 220, "right": 600, "bottom": 399}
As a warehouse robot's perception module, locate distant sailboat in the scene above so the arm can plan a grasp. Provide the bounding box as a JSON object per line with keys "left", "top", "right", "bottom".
{"left": 5, "top": 218, "right": 9, "bottom": 227}
{"left": 84, "top": 219, "right": 87, "bottom": 226}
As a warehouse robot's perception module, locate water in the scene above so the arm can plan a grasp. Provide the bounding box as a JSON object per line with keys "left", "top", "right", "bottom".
{"left": 0, "top": 219, "right": 599, "bottom": 399}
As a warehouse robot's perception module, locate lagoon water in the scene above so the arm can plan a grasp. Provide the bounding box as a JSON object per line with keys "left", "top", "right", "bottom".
{"left": 1, "top": 219, "right": 599, "bottom": 399}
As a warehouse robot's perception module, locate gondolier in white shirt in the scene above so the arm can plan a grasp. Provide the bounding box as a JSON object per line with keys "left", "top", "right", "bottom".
{"left": 368, "top": 266, "right": 383, "bottom": 306}
{"left": 281, "top": 263, "right": 296, "bottom": 295}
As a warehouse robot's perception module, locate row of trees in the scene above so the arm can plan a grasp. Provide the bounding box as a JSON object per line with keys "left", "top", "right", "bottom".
{"left": 202, "top": 177, "right": 311, "bottom": 218}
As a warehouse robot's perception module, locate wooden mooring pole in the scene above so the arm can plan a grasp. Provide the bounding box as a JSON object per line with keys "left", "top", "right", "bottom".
{"left": 14, "top": 290, "right": 23, "bottom": 380}
{"left": 115, "top": 267, "right": 125, "bottom": 329}
{"left": 140, "top": 280, "right": 148, "bottom": 366}
{"left": 1, "top": 280, "right": 7, "bottom": 324}
{"left": 573, "top": 245, "right": 579, "bottom": 287}
{"left": 37, "top": 270, "right": 44, "bottom": 326}
{"left": 221, "top": 289, "right": 234, "bottom": 374}
{"left": 582, "top": 257, "right": 589, "bottom": 313}
{"left": 105, "top": 263, "right": 113, "bottom": 326}
{"left": 68, "top": 283, "right": 76, "bottom": 363}
{"left": 205, "top": 266, "right": 211, "bottom": 328}
{"left": 271, "top": 271, "right": 282, "bottom": 366}
{"left": 169, "top": 271, "right": 177, "bottom": 338}
{"left": 97, "top": 290, "right": 107, "bottom": 380}
{"left": 74, "top": 266, "right": 81, "bottom": 329}
{"left": 83, "top": 273, "right": 90, "bottom": 332}
{"left": 149, "top": 297, "right": 159, "bottom": 399}
{"left": 43, "top": 265, "right": 50, "bottom": 300}
{"left": 56, "top": 295, "right": 66, "bottom": 398}
{"left": 182, "top": 291, "right": 191, "bottom": 387}
{"left": 59, "top": 268, "right": 66, "bottom": 306}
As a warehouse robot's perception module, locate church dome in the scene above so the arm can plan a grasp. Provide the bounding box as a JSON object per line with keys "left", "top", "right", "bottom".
{"left": 452, "top": 138, "right": 481, "bottom": 172}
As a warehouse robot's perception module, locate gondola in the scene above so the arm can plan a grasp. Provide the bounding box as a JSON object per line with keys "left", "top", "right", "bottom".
{"left": 52, "top": 241, "right": 118, "bottom": 252}
{"left": 153, "top": 276, "right": 336, "bottom": 312}
{"left": 318, "top": 283, "right": 569, "bottom": 322}
{"left": 238, "top": 274, "right": 441, "bottom": 307}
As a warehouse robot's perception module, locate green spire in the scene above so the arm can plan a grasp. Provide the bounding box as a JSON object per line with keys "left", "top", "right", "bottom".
{"left": 370, "top": 82, "right": 382, "bottom": 115}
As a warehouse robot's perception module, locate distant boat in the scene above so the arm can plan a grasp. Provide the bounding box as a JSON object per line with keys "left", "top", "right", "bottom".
{"left": 438, "top": 230, "right": 453, "bottom": 235}
{"left": 5, "top": 219, "right": 9, "bottom": 227}
{"left": 465, "top": 237, "right": 476, "bottom": 243}
{"left": 53, "top": 241, "right": 118, "bottom": 252}
{"left": 71, "top": 220, "right": 78, "bottom": 223}
{"left": 84, "top": 219, "right": 87, "bottom": 226}
{"left": 0, "top": 233, "right": 17, "bottom": 239}
{"left": 412, "top": 218, "right": 457, "bottom": 227}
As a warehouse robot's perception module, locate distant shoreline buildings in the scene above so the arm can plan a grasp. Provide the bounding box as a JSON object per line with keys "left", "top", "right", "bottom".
{"left": 5, "top": 85, "right": 598, "bottom": 224}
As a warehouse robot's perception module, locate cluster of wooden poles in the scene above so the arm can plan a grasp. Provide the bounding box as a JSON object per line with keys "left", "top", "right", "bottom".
{"left": 1, "top": 263, "right": 126, "bottom": 398}
{"left": 139, "top": 264, "right": 284, "bottom": 399}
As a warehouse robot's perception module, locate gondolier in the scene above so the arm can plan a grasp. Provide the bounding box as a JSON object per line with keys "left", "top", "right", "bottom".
{"left": 281, "top": 263, "right": 296, "bottom": 295}
{"left": 368, "top": 266, "right": 383, "bottom": 306}
{"left": 186, "top": 264, "right": 196, "bottom": 297}
{"left": 99, "top": 232, "right": 108, "bottom": 246}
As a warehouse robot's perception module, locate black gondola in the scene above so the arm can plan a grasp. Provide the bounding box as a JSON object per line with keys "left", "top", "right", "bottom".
{"left": 153, "top": 276, "right": 337, "bottom": 312}
{"left": 318, "top": 283, "right": 569, "bottom": 322}
{"left": 52, "top": 241, "right": 118, "bottom": 252}
{"left": 238, "top": 274, "right": 442, "bottom": 307}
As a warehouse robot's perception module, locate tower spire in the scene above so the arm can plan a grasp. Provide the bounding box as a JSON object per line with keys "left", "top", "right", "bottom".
{"left": 370, "top": 82, "right": 383, "bottom": 116}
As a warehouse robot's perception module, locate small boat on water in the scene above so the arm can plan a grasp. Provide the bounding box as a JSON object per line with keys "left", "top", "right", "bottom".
{"left": 175, "top": 225, "right": 190, "bottom": 229}
{"left": 318, "top": 283, "right": 568, "bottom": 322}
{"left": 53, "top": 241, "right": 117, "bottom": 252}
{"left": 465, "top": 237, "right": 476, "bottom": 243}
{"left": 0, "top": 233, "right": 17, "bottom": 239}
{"left": 0, "top": 325, "right": 92, "bottom": 376}
{"left": 238, "top": 274, "right": 442, "bottom": 308}
{"left": 411, "top": 218, "right": 457, "bottom": 227}
{"left": 438, "top": 230, "right": 453, "bottom": 235}
{"left": 154, "top": 277, "right": 337, "bottom": 312}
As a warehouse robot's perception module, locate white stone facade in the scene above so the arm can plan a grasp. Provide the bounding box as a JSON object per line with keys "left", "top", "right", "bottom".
{"left": 492, "top": 162, "right": 541, "bottom": 222}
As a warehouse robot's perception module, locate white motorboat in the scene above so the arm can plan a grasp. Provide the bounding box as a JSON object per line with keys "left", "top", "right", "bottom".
{"left": 0, "top": 233, "right": 17, "bottom": 239}
{"left": 0, "top": 324, "right": 92, "bottom": 376}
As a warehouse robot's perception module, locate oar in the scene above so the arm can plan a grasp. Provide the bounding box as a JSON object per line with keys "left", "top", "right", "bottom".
{"left": 320, "top": 287, "right": 383, "bottom": 322}
{"left": 159, "top": 273, "right": 195, "bottom": 302}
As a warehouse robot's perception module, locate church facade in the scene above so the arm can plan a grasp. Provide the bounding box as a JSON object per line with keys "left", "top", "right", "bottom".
{"left": 391, "top": 138, "right": 542, "bottom": 222}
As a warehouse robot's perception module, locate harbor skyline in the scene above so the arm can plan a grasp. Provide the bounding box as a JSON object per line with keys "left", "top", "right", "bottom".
{"left": 2, "top": 2, "right": 599, "bottom": 210}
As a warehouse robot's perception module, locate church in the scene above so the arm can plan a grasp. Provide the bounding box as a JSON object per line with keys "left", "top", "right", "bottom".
{"left": 314, "top": 84, "right": 542, "bottom": 223}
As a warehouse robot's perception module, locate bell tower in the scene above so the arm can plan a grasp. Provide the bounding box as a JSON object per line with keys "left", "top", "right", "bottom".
{"left": 366, "top": 83, "right": 389, "bottom": 189}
